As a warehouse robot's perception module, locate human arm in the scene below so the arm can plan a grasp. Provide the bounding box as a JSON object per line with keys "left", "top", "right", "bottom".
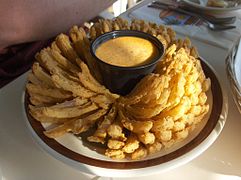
{"left": 0, "top": 0, "right": 115, "bottom": 48}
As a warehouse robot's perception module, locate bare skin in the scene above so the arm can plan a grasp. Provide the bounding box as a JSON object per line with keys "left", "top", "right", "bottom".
{"left": 0, "top": 0, "right": 115, "bottom": 48}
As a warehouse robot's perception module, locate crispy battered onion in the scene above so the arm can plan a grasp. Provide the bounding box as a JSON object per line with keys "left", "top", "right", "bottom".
{"left": 26, "top": 18, "right": 210, "bottom": 160}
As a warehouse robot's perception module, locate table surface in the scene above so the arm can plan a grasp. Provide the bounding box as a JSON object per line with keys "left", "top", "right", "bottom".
{"left": 0, "top": 1, "right": 241, "bottom": 180}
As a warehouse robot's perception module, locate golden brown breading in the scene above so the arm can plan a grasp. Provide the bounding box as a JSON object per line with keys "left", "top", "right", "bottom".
{"left": 131, "top": 146, "right": 148, "bottom": 160}
{"left": 88, "top": 105, "right": 117, "bottom": 143}
{"left": 44, "top": 109, "right": 107, "bottom": 138}
{"left": 26, "top": 83, "right": 72, "bottom": 99}
{"left": 55, "top": 33, "right": 79, "bottom": 64}
{"left": 30, "top": 102, "right": 98, "bottom": 119}
{"left": 31, "top": 62, "right": 55, "bottom": 88}
{"left": 49, "top": 49, "right": 80, "bottom": 75}
{"left": 52, "top": 72, "right": 96, "bottom": 98}
{"left": 78, "top": 61, "right": 119, "bottom": 99}
{"left": 122, "top": 133, "right": 140, "bottom": 153}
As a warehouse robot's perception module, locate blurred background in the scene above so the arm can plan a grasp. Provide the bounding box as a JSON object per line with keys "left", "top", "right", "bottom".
{"left": 109, "top": 0, "right": 142, "bottom": 16}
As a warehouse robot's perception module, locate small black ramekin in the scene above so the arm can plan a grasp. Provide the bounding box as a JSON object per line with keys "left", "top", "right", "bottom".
{"left": 90, "top": 30, "right": 165, "bottom": 95}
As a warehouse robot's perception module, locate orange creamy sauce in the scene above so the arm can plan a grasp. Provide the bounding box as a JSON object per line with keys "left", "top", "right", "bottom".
{"left": 95, "top": 36, "right": 158, "bottom": 67}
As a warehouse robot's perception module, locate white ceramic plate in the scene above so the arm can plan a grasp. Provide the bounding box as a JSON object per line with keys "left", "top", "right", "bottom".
{"left": 182, "top": 0, "right": 241, "bottom": 12}
{"left": 22, "top": 58, "right": 228, "bottom": 177}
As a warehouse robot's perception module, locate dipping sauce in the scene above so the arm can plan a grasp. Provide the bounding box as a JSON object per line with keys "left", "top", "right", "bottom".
{"left": 95, "top": 36, "right": 159, "bottom": 67}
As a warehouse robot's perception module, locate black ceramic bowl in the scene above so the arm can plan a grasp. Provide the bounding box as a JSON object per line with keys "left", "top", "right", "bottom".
{"left": 90, "top": 30, "right": 165, "bottom": 95}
